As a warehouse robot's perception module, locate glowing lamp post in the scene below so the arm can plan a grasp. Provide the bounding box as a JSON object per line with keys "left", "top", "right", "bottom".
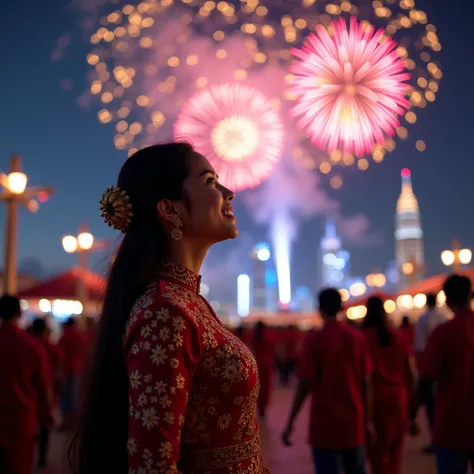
{"left": 441, "top": 240, "right": 472, "bottom": 273}
{"left": 61, "top": 224, "right": 108, "bottom": 321}
{"left": 0, "top": 155, "right": 54, "bottom": 294}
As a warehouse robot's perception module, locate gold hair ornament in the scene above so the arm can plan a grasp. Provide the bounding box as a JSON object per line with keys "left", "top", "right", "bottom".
{"left": 99, "top": 186, "right": 133, "bottom": 233}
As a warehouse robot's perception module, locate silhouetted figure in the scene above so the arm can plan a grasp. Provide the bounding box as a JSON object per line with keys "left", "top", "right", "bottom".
{"left": 363, "top": 297, "right": 416, "bottom": 474}
{"left": 58, "top": 317, "right": 87, "bottom": 430}
{"left": 282, "top": 288, "right": 373, "bottom": 474}
{"left": 0, "top": 295, "right": 52, "bottom": 474}
{"left": 250, "top": 321, "right": 276, "bottom": 418}
{"left": 410, "top": 275, "right": 474, "bottom": 473}
{"left": 414, "top": 292, "right": 448, "bottom": 454}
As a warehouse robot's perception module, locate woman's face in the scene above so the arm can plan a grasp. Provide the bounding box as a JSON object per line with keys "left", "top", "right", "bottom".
{"left": 179, "top": 152, "right": 238, "bottom": 244}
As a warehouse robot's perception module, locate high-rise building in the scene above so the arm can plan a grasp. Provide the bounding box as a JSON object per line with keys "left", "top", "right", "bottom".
{"left": 395, "top": 168, "right": 424, "bottom": 289}
{"left": 251, "top": 242, "right": 271, "bottom": 312}
{"left": 320, "top": 219, "right": 351, "bottom": 289}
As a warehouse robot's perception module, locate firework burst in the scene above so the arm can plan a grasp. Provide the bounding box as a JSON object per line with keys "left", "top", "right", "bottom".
{"left": 174, "top": 83, "right": 284, "bottom": 191}
{"left": 290, "top": 17, "right": 411, "bottom": 157}
{"left": 78, "top": 0, "right": 441, "bottom": 184}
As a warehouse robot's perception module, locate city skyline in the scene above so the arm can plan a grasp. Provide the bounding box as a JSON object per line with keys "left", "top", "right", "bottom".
{"left": 1, "top": 0, "right": 473, "bottom": 303}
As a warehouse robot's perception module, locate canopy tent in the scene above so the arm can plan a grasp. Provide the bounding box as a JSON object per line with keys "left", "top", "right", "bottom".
{"left": 18, "top": 267, "right": 106, "bottom": 302}
{"left": 394, "top": 267, "right": 474, "bottom": 296}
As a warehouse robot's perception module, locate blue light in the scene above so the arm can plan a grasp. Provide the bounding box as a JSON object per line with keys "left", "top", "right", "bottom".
{"left": 265, "top": 268, "right": 277, "bottom": 287}
{"left": 255, "top": 242, "right": 271, "bottom": 251}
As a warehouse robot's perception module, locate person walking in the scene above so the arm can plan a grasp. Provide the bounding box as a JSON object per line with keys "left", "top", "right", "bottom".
{"left": 362, "top": 297, "right": 416, "bottom": 474}
{"left": 282, "top": 288, "right": 374, "bottom": 474}
{"left": 410, "top": 275, "right": 474, "bottom": 473}
{"left": 414, "top": 292, "right": 448, "bottom": 453}
{"left": 0, "top": 295, "right": 53, "bottom": 474}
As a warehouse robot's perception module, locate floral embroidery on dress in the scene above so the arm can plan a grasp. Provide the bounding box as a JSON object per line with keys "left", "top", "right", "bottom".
{"left": 124, "top": 263, "right": 266, "bottom": 473}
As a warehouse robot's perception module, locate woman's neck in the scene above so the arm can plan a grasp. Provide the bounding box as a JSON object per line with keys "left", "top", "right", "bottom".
{"left": 165, "top": 244, "right": 209, "bottom": 276}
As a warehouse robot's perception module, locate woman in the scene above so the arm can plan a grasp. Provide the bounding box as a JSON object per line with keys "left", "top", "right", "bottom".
{"left": 69, "top": 143, "right": 267, "bottom": 473}
{"left": 362, "top": 297, "right": 416, "bottom": 474}
{"left": 250, "top": 321, "right": 275, "bottom": 418}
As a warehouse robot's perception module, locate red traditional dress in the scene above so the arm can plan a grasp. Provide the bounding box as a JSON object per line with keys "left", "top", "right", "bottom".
{"left": 124, "top": 262, "right": 268, "bottom": 473}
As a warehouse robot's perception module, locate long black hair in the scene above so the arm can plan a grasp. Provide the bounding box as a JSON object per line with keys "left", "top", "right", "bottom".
{"left": 68, "top": 142, "right": 193, "bottom": 474}
{"left": 362, "top": 296, "right": 392, "bottom": 346}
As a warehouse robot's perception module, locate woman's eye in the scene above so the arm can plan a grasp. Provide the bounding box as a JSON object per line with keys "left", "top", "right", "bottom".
{"left": 207, "top": 176, "right": 217, "bottom": 184}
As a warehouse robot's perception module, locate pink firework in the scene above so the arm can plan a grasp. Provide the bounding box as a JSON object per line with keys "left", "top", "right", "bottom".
{"left": 174, "top": 83, "right": 284, "bottom": 191}
{"left": 290, "top": 17, "right": 411, "bottom": 157}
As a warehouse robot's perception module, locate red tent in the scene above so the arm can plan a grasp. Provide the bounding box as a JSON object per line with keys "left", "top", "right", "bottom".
{"left": 395, "top": 268, "right": 474, "bottom": 297}
{"left": 18, "top": 267, "right": 106, "bottom": 301}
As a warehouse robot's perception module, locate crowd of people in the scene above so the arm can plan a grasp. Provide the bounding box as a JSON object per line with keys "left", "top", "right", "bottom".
{"left": 0, "top": 299, "right": 92, "bottom": 473}
{"left": 233, "top": 275, "right": 474, "bottom": 474}
{"left": 0, "top": 143, "right": 472, "bottom": 474}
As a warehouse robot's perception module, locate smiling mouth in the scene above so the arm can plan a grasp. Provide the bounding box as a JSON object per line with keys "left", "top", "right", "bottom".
{"left": 222, "top": 208, "right": 235, "bottom": 218}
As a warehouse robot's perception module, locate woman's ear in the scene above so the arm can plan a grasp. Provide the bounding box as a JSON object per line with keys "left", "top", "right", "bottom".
{"left": 157, "top": 199, "right": 180, "bottom": 224}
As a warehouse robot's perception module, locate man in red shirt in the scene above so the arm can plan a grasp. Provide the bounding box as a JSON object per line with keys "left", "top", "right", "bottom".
{"left": 282, "top": 288, "right": 374, "bottom": 474}
{"left": 0, "top": 295, "right": 53, "bottom": 474}
{"left": 410, "top": 275, "right": 474, "bottom": 473}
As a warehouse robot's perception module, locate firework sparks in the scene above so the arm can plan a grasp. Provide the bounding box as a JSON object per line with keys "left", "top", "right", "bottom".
{"left": 174, "top": 83, "right": 284, "bottom": 191}
{"left": 290, "top": 17, "right": 411, "bottom": 157}
{"left": 79, "top": 0, "right": 441, "bottom": 175}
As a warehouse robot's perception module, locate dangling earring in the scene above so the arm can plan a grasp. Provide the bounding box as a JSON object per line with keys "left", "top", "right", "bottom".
{"left": 171, "top": 216, "right": 183, "bottom": 241}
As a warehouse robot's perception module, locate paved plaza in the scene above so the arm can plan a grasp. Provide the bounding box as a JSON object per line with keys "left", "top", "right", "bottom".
{"left": 42, "top": 385, "right": 437, "bottom": 473}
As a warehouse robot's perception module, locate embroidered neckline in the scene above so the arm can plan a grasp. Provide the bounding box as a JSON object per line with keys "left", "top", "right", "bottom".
{"left": 157, "top": 261, "right": 201, "bottom": 295}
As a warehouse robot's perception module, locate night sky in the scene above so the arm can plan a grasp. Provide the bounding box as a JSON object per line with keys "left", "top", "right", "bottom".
{"left": 1, "top": 0, "right": 473, "bottom": 301}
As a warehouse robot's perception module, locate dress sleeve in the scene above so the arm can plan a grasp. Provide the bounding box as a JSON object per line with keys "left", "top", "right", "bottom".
{"left": 125, "top": 300, "right": 203, "bottom": 473}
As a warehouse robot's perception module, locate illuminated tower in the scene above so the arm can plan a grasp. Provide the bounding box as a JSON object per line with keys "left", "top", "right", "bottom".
{"left": 395, "top": 168, "right": 424, "bottom": 289}
{"left": 320, "top": 218, "right": 350, "bottom": 289}
{"left": 251, "top": 242, "right": 271, "bottom": 313}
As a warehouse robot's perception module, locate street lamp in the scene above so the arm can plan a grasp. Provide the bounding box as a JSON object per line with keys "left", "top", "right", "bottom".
{"left": 61, "top": 224, "right": 108, "bottom": 321}
{"left": 0, "top": 155, "right": 54, "bottom": 294}
{"left": 441, "top": 240, "right": 472, "bottom": 273}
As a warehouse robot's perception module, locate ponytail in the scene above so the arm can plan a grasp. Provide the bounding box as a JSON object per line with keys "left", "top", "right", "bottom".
{"left": 68, "top": 143, "right": 192, "bottom": 473}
